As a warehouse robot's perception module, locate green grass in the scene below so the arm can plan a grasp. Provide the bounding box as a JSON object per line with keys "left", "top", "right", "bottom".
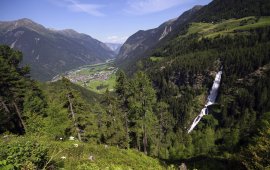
{"left": 0, "top": 135, "right": 165, "bottom": 170}
{"left": 150, "top": 56, "right": 164, "bottom": 62}
{"left": 86, "top": 74, "right": 116, "bottom": 94}
{"left": 186, "top": 16, "right": 270, "bottom": 39}
{"left": 75, "top": 64, "right": 109, "bottom": 76}
{"left": 234, "top": 17, "right": 270, "bottom": 30}
{"left": 54, "top": 141, "right": 164, "bottom": 170}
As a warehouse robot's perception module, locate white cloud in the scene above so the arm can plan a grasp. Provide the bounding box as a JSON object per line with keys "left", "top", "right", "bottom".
{"left": 106, "top": 35, "right": 128, "bottom": 43}
{"left": 125, "top": 0, "right": 187, "bottom": 15}
{"left": 51, "top": 0, "right": 105, "bottom": 16}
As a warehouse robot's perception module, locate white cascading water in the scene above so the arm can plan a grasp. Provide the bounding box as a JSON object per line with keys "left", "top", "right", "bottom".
{"left": 187, "top": 70, "right": 223, "bottom": 133}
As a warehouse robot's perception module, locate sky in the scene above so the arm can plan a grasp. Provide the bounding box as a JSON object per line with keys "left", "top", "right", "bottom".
{"left": 0, "top": 0, "right": 211, "bottom": 43}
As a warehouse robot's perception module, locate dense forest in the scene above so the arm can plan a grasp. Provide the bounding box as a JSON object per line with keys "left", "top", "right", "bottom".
{"left": 134, "top": 17, "right": 270, "bottom": 170}
{"left": 1, "top": 0, "right": 270, "bottom": 169}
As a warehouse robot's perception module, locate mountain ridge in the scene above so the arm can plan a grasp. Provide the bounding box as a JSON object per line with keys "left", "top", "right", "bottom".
{"left": 0, "top": 18, "right": 115, "bottom": 81}
{"left": 116, "top": 5, "right": 203, "bottom": 67}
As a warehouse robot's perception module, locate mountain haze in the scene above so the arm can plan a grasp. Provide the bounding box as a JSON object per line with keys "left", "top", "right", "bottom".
{"left": 105, "top": 43, "right": 122, "bottom": 55}
{"left": 0, "top": 18, "right": 115, "bottom": 81}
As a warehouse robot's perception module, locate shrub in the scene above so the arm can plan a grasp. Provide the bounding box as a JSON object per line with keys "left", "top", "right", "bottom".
{"left": 0, "top": 138, "right": 49, "bottom": 169}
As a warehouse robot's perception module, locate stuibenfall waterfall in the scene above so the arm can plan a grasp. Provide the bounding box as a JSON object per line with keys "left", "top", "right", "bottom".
{"left": 187, "top": 70, "right": 223, "bottom": 133}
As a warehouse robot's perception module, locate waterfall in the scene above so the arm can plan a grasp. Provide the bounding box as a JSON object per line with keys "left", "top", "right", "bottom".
{"left": 187, "top": 70, "right": 222, "bottom": 133}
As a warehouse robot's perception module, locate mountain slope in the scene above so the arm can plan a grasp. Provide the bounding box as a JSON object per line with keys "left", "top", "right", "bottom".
{"left": 112, "top": 0, "right": 270, "bottom": 168}
{"left": 116, "top": 5, "right": 202, "bottom": 66}
{"left": 116, "top": 0, "right": 270, "bottom": 72}
{"left": 0, "top": 18, "right": 115, "bottom": 81}
{"left": 191, "top": 0, "right": 270, "bottom": 22}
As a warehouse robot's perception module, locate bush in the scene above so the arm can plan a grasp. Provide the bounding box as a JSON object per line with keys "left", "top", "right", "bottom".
{"left": 0, "top": 137, "right": 49, "bottom": 169}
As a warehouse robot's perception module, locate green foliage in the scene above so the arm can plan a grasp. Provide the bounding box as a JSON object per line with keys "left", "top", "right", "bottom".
{"left": 0, "top": 45, "right": 31, "bottom": 134}
{"left": 192, "top": 0, "right": 270, "bottom": 22}
{"left": 1, "top": 2, "right": 270, "bottom": 168}
{"left": 186, "top": 17, "right": 270, "bottom": 39}
{"left": 0, "top": 137, "right": 49, "bottom": 169}
{"left": 118, "top": 14, "right": 270, "bottom": 168}
{"left": 100, "top": 90, "right": 127, "bottom": 147}
{"left": 127, "top": 72, "right": 158, "bottom": 154}
{"left": 0, "top": 135, "right": 165, "bottom": 169}
{"left": 150, "top": 56, "right": 164, "bottom": 62}
{"left": 240, "top": 112, "right": 270, "bottom": 169}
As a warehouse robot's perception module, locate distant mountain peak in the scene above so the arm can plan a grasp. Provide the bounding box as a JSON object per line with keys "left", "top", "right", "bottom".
{"left": 16, "top": 18, "right": 43, "bottom": 27}
{"left": 17, "top": 18, "right": 35, "bottom": 23}
{"left": 0, "top": 18, "right": 47, "bottom": 34}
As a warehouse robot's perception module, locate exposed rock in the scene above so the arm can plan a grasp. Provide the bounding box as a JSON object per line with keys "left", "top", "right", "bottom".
{"left": 179, "top": 163, "right": 187, "bottom": 170}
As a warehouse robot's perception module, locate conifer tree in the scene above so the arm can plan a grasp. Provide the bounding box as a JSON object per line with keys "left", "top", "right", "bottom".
{"left": 115, "top": 70, "right": 130, "bottom": 148}
{"left": 0, "top": 45, "right": 30, "bottom": 134}
{"left": 128, "top": 71, "right": 158, "bottom": 154}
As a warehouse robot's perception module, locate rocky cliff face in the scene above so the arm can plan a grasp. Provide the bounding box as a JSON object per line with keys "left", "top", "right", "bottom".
{"left": 0, "top": 18, "right": 115, "bottom": 81}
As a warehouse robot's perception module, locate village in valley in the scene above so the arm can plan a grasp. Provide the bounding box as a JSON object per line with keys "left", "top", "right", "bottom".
{"left": 52, "top": 61, "right": 118, "bottom": 93}
{"left": 68, "top": 66, "right": 116, "bottom": 83}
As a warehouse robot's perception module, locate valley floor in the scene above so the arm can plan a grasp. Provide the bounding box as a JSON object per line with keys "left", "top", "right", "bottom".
{"left": 51, "top": 60, "right": 117, "bottom": 94}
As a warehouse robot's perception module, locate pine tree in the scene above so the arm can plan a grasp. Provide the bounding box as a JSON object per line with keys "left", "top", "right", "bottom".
{"left": 0, "top": 45, "right": 30, "bottom": 134}
{"left": 59, "top": 77, "right": 87, "bottom": 141}
{"left": 128, "top": 71, "right": 158, "bottom": 154}
{"left": 241, "top": 112, "right": 270, "bottom": 169}
{"left": 115, "top": 70, "right": 130, "bottom": 148}
{"left": 101, "top": 89, "right": 126, "bottom": 147}
{"left": 155, "top": 102, "right": 175, "bottom": 157}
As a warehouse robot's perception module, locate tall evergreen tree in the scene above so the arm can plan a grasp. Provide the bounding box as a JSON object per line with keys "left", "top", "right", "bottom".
{"left": 101, "top": 89, "right": 126, "bottom": 147}
{"left": 128, "top": 72, "right": 158, "bottom": 154}
{"left": 115, "top": 70, "right": 130, "bottom": 148}
{"left": 0, "top": 45, "right": 30, "bottom": 134}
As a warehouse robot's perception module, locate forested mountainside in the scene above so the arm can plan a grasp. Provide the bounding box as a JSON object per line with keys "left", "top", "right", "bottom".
{"left": 119, "top": 0, "right": 270, "bottom": 169}
{"left": 1, "top": 0, "right": 270, "bottom": 169}
{"left": 0, "top": 18, "right": 115, "bottom": 81}
{"left": 191, "top": 0, "right": 270, "bottom": 22}
{"left": 117, "top": 0, "right": 270, "bottom": 73}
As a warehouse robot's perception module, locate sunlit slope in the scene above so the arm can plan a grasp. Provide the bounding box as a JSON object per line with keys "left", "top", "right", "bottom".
{"left": 185, "top": 16, "right": 270, "bottom": 38}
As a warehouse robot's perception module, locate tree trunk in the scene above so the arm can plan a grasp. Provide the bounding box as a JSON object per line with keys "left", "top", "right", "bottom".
{"left": 157, "top": 124, "right": 162, "bottom": 157}
{"left": 137, "top": 135, "right": 141, "bottom": 151}
{"left": 142, "top": 97, "right": 147, "bottom": 155}
{"left": 124, "top": 111, "right": 129, "bottom": 148}
{"left": 0, "top": 97, "right": 10, "bottom": 114}
{"left": 67, "top": 94, "right": 82, "bottom": 141}
{"left": 12, "top": 101, "right": 26, "bottom": 132}
{"left": 158, "top": 112, "right": 164, "bottom": 157}
{"left": 143, "top": 125, "right": 148, "bottom": 155}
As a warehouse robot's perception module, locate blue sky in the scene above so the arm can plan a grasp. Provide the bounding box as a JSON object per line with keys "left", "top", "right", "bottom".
{"left": 0, "top": 0, "right": 211, "bottom": 43}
